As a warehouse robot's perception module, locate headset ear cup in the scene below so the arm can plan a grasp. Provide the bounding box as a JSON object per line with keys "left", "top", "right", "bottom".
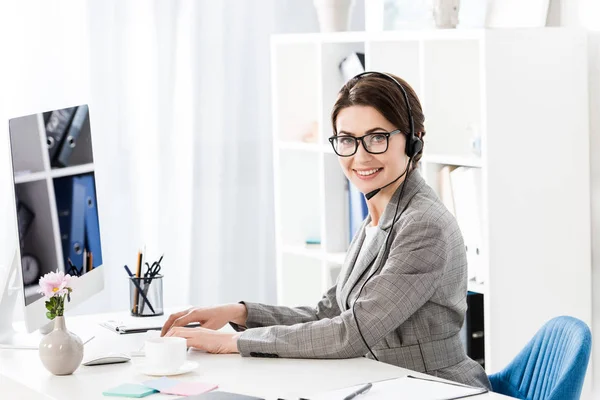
{"left": 412, "top": 137, "right": 423, "bottom": 156}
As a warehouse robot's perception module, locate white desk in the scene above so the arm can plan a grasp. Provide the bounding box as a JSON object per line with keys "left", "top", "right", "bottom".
{"left": 0, "top": 311, "right": 514, "bottom": 399}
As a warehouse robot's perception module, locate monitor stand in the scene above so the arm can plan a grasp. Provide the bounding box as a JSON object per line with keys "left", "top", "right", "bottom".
{"left": 0, "top": 251, "right": 50, "bottom": 349}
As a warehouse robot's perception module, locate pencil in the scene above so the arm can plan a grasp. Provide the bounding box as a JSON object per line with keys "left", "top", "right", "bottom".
{"left": 133, "top": 250, "right": 142, "bottom": 314}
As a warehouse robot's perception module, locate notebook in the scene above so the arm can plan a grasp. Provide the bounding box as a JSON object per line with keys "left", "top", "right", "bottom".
{"left": 303, "top": 375, "right": 488, "bottom": 400}
{"left": 102, "top": 383, "right": 158, "bottom": 398}
{"left": 100, "top": 319, "right": 200, "bottom": 334}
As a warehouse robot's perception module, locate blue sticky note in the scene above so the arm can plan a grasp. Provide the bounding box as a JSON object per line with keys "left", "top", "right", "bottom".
{"left": 143, "top": 377, "right": 178, "bottom": 391}
{"left": 102, "top": 383, "right": 158, "bottom": 398}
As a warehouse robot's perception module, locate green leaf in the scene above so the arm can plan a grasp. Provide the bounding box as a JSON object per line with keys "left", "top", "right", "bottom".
{"left": 45, "top": 301, "right": 53, "bottom": 311}
{"left": 46, "top": 312, "right": 54, "bottom": 320}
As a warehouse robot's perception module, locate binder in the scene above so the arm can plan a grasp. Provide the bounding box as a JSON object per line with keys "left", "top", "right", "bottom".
{"left": 439, "top": 165, "right": 456, "bottom": 216}
{"left": 465, "top": 292, "right": 485, "bottom": 368}
{"left": 348, "top": 180, "right": 368, "bottom": 242}
{"left": 54, "top": 176, "right": 86, "bottom": 272}
{"left": 339, "top": 52, "right": 365, "bottom": 81}
{"left": 55, "top": 105, "right": 89, "bottom": 167}
{"left": 79, "top": 173, "right": 103, "bottom": 268}
{"left": 44, "top": 107, "right": 77, "bottom": 161}
{"left": 450, "top": 167, "right": 483, "bottom": 282}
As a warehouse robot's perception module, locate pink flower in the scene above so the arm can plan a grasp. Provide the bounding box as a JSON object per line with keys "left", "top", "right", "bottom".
{"left": 38, "top": 270, "right": 75, "bottom": 298}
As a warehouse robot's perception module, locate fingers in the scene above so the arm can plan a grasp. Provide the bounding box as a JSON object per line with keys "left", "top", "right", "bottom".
{"left": 165, "top": 326, "right": 199, "bottom": 338}
{"left": 165, "top": 327, "right": 202, "bottom": 350}
{"left": 171, "top": 309, "right": 203, "bottom": 330}
{"left": 198, "top": 320, "right": 219, "bottom": 330}
{"left": 161, "top": 308, "right": 191, "bottom": 336}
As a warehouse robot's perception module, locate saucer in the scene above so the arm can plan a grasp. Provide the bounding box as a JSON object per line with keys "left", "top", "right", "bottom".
{"left": 137, "top": 361, "right": 199, "bottom": 376}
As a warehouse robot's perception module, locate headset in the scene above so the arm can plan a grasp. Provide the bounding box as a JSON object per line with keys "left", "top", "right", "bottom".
{"left": 346, "top": 71, "right": 423, "bottom": 361}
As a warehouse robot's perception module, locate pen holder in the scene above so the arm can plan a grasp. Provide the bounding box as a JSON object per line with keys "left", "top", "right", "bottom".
{"left": 129, "top": 275, "right": 164, "bottom": 317}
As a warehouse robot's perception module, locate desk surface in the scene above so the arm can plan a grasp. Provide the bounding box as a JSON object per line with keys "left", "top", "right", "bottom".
{"left": 0, "top": 310, "right": 514, "bottom": 400}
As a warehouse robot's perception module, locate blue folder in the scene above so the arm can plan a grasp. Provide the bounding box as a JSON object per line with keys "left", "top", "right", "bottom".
{"left": 79, "top": 173, "right": 102, "bottom": 268}
{"left": 54, "top": 176, "right": 86, "bottom": 271}
{"left": 54, "top": 173, "right": 102, "bottom": 272}
{"left": 348, "top": 179, "right": 368, "bottom": 242}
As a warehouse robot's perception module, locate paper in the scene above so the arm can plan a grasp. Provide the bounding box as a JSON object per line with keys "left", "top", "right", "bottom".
{"left": 143, "top": 377, "right": 218, "bottom": 396}
{"left": 102, "top": 383, "right": 158, "bottom": 398}
{"left": 305, "top": 375, "right": 487, "bottom": 400}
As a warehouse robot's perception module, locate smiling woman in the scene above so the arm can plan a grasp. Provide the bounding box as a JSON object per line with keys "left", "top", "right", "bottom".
{"left": 161, "top": 71, "right": 491, "bottom": 390}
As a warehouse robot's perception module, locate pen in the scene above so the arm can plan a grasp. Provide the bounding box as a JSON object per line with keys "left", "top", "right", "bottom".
{"left": 124, "top": 265, "right": 156, "bottom": 314}
{"left": 343, "top": 383, "right": 372, "bottom": 400}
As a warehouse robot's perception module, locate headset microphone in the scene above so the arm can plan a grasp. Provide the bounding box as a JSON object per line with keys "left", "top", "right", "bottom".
{"left": 364, "top": 164, "right": 409, "bottom": 201}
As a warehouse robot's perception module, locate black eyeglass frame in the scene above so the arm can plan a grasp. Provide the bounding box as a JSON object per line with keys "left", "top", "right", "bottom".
{"left": 328, "top": 129, "right": 402, "bottom": 157}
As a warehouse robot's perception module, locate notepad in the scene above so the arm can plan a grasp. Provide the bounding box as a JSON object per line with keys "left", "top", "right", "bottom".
{"left": 303, "top": 375, "right": 488, "bottom": 400}
{"left": 143, "top": 377, "right": 218, "bottom": 396}
{"left": 102, "top": 383, "right": 158, "bottom": 398}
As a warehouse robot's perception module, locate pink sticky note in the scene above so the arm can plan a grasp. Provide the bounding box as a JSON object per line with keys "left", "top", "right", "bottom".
{"left": 163, "top": 382, "right": 218, "bottom": 396}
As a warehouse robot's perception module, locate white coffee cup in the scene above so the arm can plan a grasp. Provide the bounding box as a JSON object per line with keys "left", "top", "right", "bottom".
{"left": 145, "top": 337, "right": 187, "bottom": 373}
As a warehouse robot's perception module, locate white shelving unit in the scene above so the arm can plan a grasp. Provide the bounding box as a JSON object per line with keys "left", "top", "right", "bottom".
{"left": 271, "top": 28, "right": 592, "bottom": 377}
{"left": 8, "top": 109, "right": 96, "bottom": 306}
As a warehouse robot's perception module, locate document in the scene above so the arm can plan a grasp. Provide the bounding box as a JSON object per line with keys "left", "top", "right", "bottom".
{"left": 303, "top": 375, "right": 488, "bottom": 400}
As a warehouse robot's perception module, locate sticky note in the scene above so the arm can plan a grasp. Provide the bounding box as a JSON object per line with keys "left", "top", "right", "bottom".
{"left": 143, "top": 377, "right": 218, "bottom": 396}
{"left": 142, "top": 377, "right": 178, "bottom": 391}
{"left": 102, "top": 383, "right": 158, "bottom": 398}
{"left": 163, "top": 381, "right": 218, "bottom": 396}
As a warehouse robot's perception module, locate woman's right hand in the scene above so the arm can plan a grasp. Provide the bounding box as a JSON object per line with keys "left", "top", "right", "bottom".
{"left": 160, "top": 303, "right": 247, "bottom": 337}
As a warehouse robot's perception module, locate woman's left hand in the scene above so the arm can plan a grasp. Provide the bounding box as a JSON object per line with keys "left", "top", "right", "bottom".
{"left": 165, "top": 326, "right": 240, "bottom": 354}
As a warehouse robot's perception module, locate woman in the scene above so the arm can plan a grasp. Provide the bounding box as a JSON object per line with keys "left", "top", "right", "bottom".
{"left": 161, "top": 72, "right": 491, "bottom": 389}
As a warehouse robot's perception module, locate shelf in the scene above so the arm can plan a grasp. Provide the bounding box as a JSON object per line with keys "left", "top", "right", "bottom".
{"left": 468, "top": 280, "right": 486, "bottom": 295}
{"left": 281, "top": 245, "right": 347, "bottom": 266}
{"left": 24, "top": 284, "right": 40, "bottom": 298}
{"left": 50, "top": 163, "right": 94, "bottom": 179}
{"left": 281, "top": 244, "right": 324, "bottom": 260}
{"left": 14, "top": 171, "right": 46, "bottom": 184}
{"left": 13, "top": 163, "right": 95, "bottom": 184}
{"left": 271, "top": 30, "right": 485, "bottom": 45}
{"left": 421, "top": 154, "right": 482, "bottom": 168}
{"left": 323, "top": 252, "right": 346, "bottom": 265}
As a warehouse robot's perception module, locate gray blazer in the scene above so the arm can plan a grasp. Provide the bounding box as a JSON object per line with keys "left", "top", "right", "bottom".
{"left": 233, "top": 170, "right": 491, "bottom": 389}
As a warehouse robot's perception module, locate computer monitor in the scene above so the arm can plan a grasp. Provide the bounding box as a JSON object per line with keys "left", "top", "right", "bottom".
{"left": 0, "top": 104, "right": 104, "bottom": 346}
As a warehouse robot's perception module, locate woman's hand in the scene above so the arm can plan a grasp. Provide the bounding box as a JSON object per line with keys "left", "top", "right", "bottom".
{"left": 160, "top": 303, "right": 247, "bottom": 336}
{"left": 165, "top": 326, "right": 240, "bottom": 354}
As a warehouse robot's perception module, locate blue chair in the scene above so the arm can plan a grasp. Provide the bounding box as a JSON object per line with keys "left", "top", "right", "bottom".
{"left": 489, "top": 316, "right": 591, "bottom": 400}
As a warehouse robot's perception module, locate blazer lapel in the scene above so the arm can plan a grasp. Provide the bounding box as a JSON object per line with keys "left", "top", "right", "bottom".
{"left": 336, "top": 218, "right": 369, "bottom": 310}
{"left": 340, "top": 227, "right": 387, "bottom": 309}
{"left": 338, "top": 170, "right": 427, "bottom": 310}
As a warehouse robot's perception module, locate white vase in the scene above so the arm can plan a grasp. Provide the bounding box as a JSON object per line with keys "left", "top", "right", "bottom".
{"left": 313, "top": 0, "right": 353, "bottom": 32}
{"left": 433, "top": 0, "right": 460, "bottom": 29}
{"left": 39, "top": 316, "right": 83, "bottom": 375}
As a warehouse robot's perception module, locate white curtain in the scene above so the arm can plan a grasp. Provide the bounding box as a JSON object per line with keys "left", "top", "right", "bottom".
{"left": 0, "top": 0, "right": 364, "bottom": 315}
{"left": 85, "top": 0, "right": 284, "bottom": 312}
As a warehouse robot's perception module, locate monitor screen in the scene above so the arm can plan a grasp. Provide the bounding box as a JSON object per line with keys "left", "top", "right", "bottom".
{"left": 8, "top": 105, "right": 103, "bottom": 307}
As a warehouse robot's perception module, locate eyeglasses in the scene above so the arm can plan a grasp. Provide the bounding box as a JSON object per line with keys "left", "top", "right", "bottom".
{"left": 328, "top": 129, "right": 402, "bottom": 157}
